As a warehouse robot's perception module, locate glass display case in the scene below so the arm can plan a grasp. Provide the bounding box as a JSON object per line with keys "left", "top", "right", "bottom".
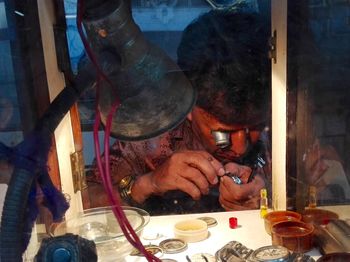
{"left": 0, "top": 0, "right": 349, "bottom": 261}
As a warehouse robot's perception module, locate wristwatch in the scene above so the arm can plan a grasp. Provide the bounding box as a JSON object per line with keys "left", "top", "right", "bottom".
{"left": 215, "top": 241, "right": 253, "bottom": 261}
{"left": 216, "top": 242, "right": 315, "bottom": 262}
{"left": 118, "top": 175, "right": 135, "bottom": 203}
{"left": 248, "top": 245, "right": 290, "bottom": 262}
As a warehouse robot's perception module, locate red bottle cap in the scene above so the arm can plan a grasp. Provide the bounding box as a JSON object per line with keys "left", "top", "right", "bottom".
{"left": 229, "top": 217, "right": 238, "bottom": 229}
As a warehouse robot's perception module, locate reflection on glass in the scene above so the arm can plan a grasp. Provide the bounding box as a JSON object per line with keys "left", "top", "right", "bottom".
{"left": 287, "top": 1, "right": 350, "bottom": 209}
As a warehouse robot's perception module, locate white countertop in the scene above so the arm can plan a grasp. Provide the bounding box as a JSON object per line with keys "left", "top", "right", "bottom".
{"left": 125, "top": 205, "right": 350, "bottom": 261}
{"left": 125, "top": 209, "right": 326, "bottom": 262}
{"left": 1, "top": 183, "right": 348, "bottom": 262}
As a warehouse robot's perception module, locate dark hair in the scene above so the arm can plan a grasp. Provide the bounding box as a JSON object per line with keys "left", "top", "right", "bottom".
{"left": 177, "top": 10, "right": 270, "bottom": 125}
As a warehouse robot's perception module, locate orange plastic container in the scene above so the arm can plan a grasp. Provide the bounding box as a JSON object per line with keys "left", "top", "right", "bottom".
{"left": 264, "top": 210, "right": 302, "bottom": 235}
{"left": 271, "top": 220, "right": 314, "bottom": 253}
{"left": 301, "top": 208, "right": 339, "bottom": 225}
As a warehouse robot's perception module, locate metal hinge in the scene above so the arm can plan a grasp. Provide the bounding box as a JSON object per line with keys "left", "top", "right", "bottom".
{"left": 70, "top": 150, "right": 87, "bottom": 193}
{"left": 269, "top": 30, "right": 277, "bottom": 64}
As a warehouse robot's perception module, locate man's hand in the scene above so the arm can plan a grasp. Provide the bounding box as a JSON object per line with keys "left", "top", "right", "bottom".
{"left": 133, "top": 150, "right": 224, "bottom": 203}
{"left": 304, "top": 140, "right": 341, "bottom": 185}
{"left": 218, "top": 162, "right": 265, "bottom": 210}
{"left": 222, "top": 162, "right": 253, "bottom": 183}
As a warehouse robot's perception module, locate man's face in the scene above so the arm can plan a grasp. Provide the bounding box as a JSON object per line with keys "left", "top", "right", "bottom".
{"left": 189, "top": 106, "right": 264, "bottom": 162}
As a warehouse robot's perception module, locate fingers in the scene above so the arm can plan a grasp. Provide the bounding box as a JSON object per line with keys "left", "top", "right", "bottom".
{"left": 305, "top": 142, "right": 322, "bottom": 171}
{"left": 183, "top": 166, "right": 210, "bottom": 195}
{"left": 176, "top": 151, "right": 221, "bottom": 198}
{"left": 205, "top": 153, "right": 226, "bottom": 177}
{"left": 150, "top": 150, "right": 223, "bottom": 199}
{"left": 220, "top": 176, "right": 255, "bottom": 200}
{"left": 219, "top": 175, "right": 264, "bottom": 209}
{"left": 183, "top": 151, "right": 223, "bottom": 184}
{"left": 224, "top": 162, "right": 252, "bottom": 183}
{"left": 164, "top": 169, "right": 210, "bottom": 200}
{"left": 309, "top": 159, "right": 329, "bottom": 184}
{"left": 173, "top": 176, "right": 202, "bottom": 200}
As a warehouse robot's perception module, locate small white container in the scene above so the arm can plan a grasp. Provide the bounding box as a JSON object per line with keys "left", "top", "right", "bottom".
{"left": 174, "top": 219, "right": 208, "bottom": 243}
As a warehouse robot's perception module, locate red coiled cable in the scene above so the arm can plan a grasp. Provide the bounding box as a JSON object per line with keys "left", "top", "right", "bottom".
{"left": 76, "top": 1, "right": 161, "bottom": 261}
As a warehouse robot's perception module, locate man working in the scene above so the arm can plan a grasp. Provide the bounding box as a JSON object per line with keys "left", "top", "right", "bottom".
{"left": 88, "top": 9, "right": 271, "bottom": 214}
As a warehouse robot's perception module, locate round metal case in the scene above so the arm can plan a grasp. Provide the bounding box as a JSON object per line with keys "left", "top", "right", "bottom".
{"left": 159, "top": 238, "right": 187, "bottom": 254}
{"left": 197, "top": 217, "right": 218, "bottom": 227}
{"left": 249, "top": 245, "right": 290, "bottom": 262}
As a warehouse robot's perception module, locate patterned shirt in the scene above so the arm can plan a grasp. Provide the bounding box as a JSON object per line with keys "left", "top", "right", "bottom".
{"left": 89, "top": 120, "right": 271, "bottom": 215}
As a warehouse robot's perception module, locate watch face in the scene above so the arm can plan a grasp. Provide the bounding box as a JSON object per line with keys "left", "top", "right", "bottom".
{"left": 250, "top": 245, "right": 289, "bottom": 262}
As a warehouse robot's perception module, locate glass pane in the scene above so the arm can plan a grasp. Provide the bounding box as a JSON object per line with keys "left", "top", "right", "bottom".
{"left": 0, "top": 2, "right": 8, "bottom": 28}
{"left": 1, "top": 1, "right": 46, "bottom": 260}
{"left": 287, "top": 1, "right": 350, "bottom": 209}
{"left": 0, "top": 5, "right": 24, "bottom": 150}
{"left": 63, "top": 0, "right": 272, "bottom": 215}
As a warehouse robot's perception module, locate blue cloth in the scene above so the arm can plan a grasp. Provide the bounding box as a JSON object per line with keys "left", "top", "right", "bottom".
{"left": 0, "top": 130, "right": 69, "bottom": 251}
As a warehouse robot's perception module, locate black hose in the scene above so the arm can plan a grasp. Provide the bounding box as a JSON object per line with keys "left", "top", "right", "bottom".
{"left": 0, "top": 59, "right": 99, "bottom": 261}
{"left": 1, "top": 168, "right": 37, "bottom": 261}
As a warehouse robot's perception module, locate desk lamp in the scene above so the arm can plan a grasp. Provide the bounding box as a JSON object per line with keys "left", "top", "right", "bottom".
{"left": 83, "top": 0, "right": 195, "bottom": 141}
{"left": 0, "top": 0, "right": 195, "bottom": 260}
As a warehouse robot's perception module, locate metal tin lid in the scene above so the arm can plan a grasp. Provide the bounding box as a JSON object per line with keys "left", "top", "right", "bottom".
{"left": 159, "top": 238, "right": 188, "bottom": 254}
{"left": 197, "top": 217, "right": 218, "bottom": 227}
{"left": 249, "top": 245, "right": 290, "bottom": 262}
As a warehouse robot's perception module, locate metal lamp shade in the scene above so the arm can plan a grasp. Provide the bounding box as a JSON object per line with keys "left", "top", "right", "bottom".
{"left": 83, "top": 0, "right": 196, "bottom": 141}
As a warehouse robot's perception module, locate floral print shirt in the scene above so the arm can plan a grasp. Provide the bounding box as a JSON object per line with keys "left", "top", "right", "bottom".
{"left": 89, "top": 120, "right": 271, "bottom": 215}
